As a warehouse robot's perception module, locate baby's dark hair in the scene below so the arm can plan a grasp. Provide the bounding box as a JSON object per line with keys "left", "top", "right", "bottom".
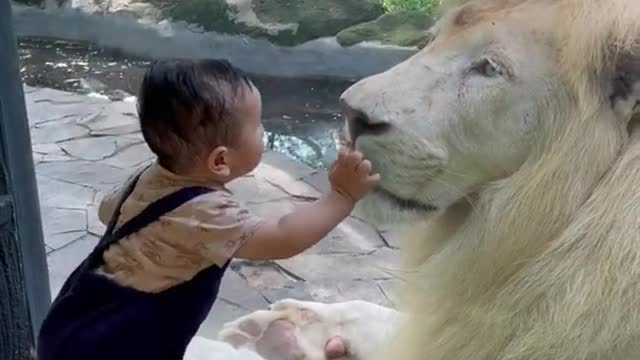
{"left": 137, "top": 58, "right": 254, "bottom": 172}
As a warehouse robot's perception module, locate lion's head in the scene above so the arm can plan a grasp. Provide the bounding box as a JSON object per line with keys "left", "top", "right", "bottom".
{"left": 341, "top": 0, "right": 640, "bottom": 359}
{"left": 341, "top": 0, "right": 640, "bottom": 227}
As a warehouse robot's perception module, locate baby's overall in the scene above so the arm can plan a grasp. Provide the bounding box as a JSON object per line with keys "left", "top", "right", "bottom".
{"left": 38, "top": 172, "right": 228, "bottom": 360}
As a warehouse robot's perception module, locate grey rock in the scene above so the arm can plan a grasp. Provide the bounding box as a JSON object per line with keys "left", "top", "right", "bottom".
{"left": 36, "top": 174, "right": 95, "bottom": 209}
{"left": 303, "top": 278, "right": 392, "bottom": 307}
{"left": 58, "top": 135, "right": 139, "bottom": 161}
{"left": 219, "top": 268, "right": 270, "bottom": 311}
{"left": 102, "top": 142, "right": 155, "bottom": 169}
{"left": 32, "top": 143, "right": 64, "bottom": 155}
{"left": 377, "top": 278, "right": 401, "bottom": 308}
{"left": 47, "top": 234, "right": 98, "bottom": 297}
{"left": 123, "top": 132, "right": 145, "bottom": 142}
{"left": 87, "top": 204, "right": 106, "bottom": 236}
{"left": 46, "top": 231, "right": 87, "bottom": 251}
{"left": 254, "top": 162, "right": 321, "bottom": 199}
{"left": 25, "top": 98, "right": 105, "bottom": 126}
{"left": 379, "top": 227, "right": 403, "bottom": 249}
{"left": 41, "top": 206, "right": 88, "bottom": 249}
{"left": 275, "top": 248, "right": 400, "bottom": 284}
{"left": 368, "top": 247, "right": 407, "bottom": 281}
{"left": 254, "top": 151, "right": 321, "bottom": 199}
{"left": 103, "top": 100, "right": 138, "bottom": 116}
{"left": 231, "top": 260, "right": 296, "bottom": 290}
{"left": 261, "top": 151, "right": 316, "bottom": 180}
{"left": 32, "top": 152, "right": 45, "bottom": 165}
{"left": 24, "top": 86, "right": 109, "bottom": 104}
{"left": 199, "top": 299, "right": 249, "bottom": 338}
{"left": 32, "top": 143, "right": 72, "bottom": 163}
{"left": 37, "top": 160, "right": 131, "bottom": 189}
{"left": 40, "top": 152, "right": 74, "bottom": 162}
{"left": 25, "top": 86, "right": 77, "bottom": 101}
{"left": 227, "top": 175, "right": 290, "bottom": 205}
{"left": 305, "top": 216, "right": 387, "bottom": 255}
{"left": 260, "top": 283, "right": 314, "bottom": 304}
{"left": 30, "top": 122, "right": 89, "bottom": 145}
{"left": 79, "top": 102, "right": 140, "bottom": 136}
{"left": 302, "top": 171, "right": 330, "bottom": 193}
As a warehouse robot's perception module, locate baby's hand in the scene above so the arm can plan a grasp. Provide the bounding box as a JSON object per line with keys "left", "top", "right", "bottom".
{"left": 329, "top": 147, "right": 380, "bottom": 203}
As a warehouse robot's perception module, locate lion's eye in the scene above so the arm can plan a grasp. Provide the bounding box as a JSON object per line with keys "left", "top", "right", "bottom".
{"left": 474, "top": 58, "right": 505, "bottom": 78}
{"left": 482, "top": 60, "right": 499, "bottom": 77}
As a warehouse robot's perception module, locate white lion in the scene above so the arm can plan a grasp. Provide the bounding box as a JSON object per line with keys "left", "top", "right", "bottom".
{"left": 186, "top": 0, "right": 640, "bottom": 359}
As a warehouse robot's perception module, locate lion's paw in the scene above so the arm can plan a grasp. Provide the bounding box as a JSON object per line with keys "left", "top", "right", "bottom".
{"left": 218, "top": 310, "right": 279, "bottom": 348}
{"left": 218, "top": 299, "right": 337, "bottom": 360}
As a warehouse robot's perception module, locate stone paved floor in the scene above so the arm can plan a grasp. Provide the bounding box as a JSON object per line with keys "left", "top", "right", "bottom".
{"left": 24, "top": 84, "right": 402, "bottom": 338}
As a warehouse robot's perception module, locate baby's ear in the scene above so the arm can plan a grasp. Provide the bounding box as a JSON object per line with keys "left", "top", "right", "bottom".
{"left": 208, "top": 146, "right": 231, "bottom": 177}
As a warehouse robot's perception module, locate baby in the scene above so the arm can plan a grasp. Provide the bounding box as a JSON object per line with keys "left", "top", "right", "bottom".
{"left": 37, "top": 59, "right": 378, "bottom": 360}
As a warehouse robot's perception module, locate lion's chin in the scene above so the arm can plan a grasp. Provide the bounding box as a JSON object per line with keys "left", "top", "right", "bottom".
{"left": 354, "top": 191, "right": 431, "bottom": 228}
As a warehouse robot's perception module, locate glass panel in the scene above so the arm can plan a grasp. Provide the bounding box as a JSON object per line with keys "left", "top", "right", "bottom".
{"left": 15, "top": 0, "right": 437, "bottom": 168}
{"left": 13, "top": 0, "right": 439, "bottom": 343}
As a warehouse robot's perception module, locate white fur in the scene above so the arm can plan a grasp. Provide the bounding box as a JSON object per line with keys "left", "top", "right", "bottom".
{"left": 345, "top": 1, "right": 640, "bottom": 359}
{"left": 184, "top": 300, "right": 399, "bottom": 360}
{"left": 185, "top": 336, "right": 265, "bottom": 360}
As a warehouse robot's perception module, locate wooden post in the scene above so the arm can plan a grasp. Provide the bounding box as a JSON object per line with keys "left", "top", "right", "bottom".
{"left": 0, "top": 0, "right": 51, "bottom": 358}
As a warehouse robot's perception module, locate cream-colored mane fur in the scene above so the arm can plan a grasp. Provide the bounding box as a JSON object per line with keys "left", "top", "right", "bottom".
{"left": 383, "top": 1, "right": 640, "bottom": 359}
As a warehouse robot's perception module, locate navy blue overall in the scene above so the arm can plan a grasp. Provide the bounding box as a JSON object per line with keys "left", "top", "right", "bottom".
{"left": 37, "top": 171, "right": 228, "bottom": 360}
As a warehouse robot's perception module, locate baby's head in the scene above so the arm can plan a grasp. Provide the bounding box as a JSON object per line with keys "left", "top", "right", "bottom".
{"left": 137, "top": 59, "right": 264, "bottom": 182}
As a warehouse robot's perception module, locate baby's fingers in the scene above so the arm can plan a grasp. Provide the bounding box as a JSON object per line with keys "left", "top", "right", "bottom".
{"left": 367, "top": 173, "right": 381, "bottom": 183}
{"left": 346, "top": 151, "right": 364, "bottom": 169}
{"left": 356, "top": 159, "right": 373, "bottom": 175}
{"left": 337, "top": 146, "right": 349, "bottom": 163}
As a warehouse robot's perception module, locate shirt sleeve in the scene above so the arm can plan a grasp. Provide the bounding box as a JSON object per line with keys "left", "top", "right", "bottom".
{"left": 98, "top": 185, "right": 124, "bottom": 226}
{"left": 177, "top": 191, "right": 265, "bottom": 264}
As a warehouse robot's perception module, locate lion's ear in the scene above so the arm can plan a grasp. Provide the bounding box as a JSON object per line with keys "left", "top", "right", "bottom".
{"left": 610, "top": 54, "right": 640, "bottom": 124}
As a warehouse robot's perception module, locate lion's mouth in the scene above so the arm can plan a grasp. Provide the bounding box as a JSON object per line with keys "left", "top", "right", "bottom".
{"left": 374, "top": 186, "right": 438, "bottom": 212}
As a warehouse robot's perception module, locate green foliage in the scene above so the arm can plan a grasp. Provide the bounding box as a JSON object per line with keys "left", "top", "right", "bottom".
{"left": 380, "top": 0, "right": 440, "bottom": 13}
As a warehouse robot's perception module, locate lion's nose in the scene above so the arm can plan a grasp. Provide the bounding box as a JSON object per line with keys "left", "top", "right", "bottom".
{"left": 340, "top": 99, "right": 391, "bottom": 144}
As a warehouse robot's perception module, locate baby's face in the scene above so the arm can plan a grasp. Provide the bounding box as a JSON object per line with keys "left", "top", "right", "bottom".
{"left": 230, "top": 84, "right": 265, "bottom": 177}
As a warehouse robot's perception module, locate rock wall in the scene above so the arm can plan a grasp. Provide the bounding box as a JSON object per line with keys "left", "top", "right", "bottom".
{"left": 153, "top": 0, "right": 385, "bottom": 46}
{"left": 337, "top": 10, "right": 434, "bottom": 48}
{"left": 11, "top": 0, "right": 435, "bottom": 79}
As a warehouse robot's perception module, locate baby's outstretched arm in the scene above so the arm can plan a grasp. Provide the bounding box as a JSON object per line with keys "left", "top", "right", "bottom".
{"left": 235, "top": 148, "right": 379, "bottom": 260}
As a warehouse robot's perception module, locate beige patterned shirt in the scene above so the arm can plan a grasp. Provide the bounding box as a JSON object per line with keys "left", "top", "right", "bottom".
{"left": 96, "top": 162, "right": 263, "bottom": 293}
